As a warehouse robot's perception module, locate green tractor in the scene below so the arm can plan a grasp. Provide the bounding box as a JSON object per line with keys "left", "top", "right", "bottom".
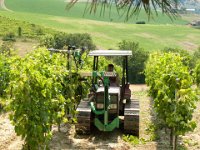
{"left": 76, "top": 50, "right": 140, "bottom": 136}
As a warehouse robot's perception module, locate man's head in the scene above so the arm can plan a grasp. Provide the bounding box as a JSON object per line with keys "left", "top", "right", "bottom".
{"left": 108, "top": 64, "right": 114, "bottom": 72}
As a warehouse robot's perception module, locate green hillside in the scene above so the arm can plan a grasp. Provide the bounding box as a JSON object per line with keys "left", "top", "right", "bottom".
{"left": 0, "top": 0, "right": 200, "bottom": 50}
{"left": 5, "top": 0, "right": 188, "bottom": 24}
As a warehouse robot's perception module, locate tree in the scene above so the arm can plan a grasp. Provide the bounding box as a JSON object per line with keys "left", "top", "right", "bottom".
{"left": 114, "top": 40, "right": 149, "bottom": 83}
{"left": 67, "top": 0, "right": 179, "bottom": 21}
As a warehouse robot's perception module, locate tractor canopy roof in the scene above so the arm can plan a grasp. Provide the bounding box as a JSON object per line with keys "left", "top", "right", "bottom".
{"left": 88, "top": 50, "right": 132, "bottom": 56}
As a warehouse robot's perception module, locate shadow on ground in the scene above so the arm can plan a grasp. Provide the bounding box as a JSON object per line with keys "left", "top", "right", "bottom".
{"left": 49, "top": 124, "right": 130, "bottom": 150}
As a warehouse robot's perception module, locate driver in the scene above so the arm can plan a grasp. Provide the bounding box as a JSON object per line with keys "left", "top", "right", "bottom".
{"left": 107, "top": 64, "right": 119, "bottom": 86}
{"left": 108, "top": 64, "right": 114, "bottom": 72}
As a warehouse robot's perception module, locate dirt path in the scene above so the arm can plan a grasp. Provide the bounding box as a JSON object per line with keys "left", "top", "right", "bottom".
{"left": 0, "top": 0, "right": 12, "bottom": 11}
{"left": 49, "top": 124, "right": 131, "bottom": 149}
{"left": 0, "top": 113, "right": 23, "bottom": 150}
{"left": 0, "top": 39, "right": 38, "bottom": 57}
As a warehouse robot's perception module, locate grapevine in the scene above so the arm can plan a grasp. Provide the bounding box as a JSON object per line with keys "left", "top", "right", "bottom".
{"left": 145, "top": 52, "right": 197, "bottom": 149}
{"left": 8, "top": 48, "right": 75, "bottom": 149}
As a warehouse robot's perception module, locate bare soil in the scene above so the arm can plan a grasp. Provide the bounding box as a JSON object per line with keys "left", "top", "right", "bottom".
{"left": 178, "top": 41, "right": 198, "bottom": 51}
{"left": 0, "top": 113, "right": 23, "bottom": 150}
{"left": 0, "top": 85, "right": 200, "bottom": 150}
{"left": 13, "top": 39, "right": 38, "bottom": 56}
{"left": 0, "top": 38, "right": 38, "bottom": 56}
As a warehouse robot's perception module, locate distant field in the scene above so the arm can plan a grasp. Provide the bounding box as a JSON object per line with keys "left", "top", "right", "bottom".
{"left": 4, "top": 0, "right": 188, "bottom": 24}
{"left": 0, "top": 0, "right": 200, "bottom": 50}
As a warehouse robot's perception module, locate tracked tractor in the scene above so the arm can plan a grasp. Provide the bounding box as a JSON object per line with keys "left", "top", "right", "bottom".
{"left": 76, "top": 50, "right": 140, "bottom": 136}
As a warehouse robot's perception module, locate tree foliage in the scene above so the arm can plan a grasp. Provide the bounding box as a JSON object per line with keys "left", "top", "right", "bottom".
{"left": 40, "top": 33, "right": 96, "bottom": 50}
{"left": 113, "top": 40, "right": 149, "bottom": 83}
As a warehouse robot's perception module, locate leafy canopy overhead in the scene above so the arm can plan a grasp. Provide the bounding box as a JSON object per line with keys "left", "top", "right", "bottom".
{"left": 67, "top": 0, "right": 179, "bottom": 20}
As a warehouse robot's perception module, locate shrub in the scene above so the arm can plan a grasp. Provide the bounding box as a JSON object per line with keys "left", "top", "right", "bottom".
{"left": 53, "top": 33, "right": 66, "bottom": 49}
{"left": 66, "top": 33, "right": 96, "bottom": 50}
{"left": 40, "top": 33, "right": 96, "bottom": 50}
{"left": 136, "top": 21, "right": 146, "bottom": 24}
{"left": 2, "top": 32, "right": 16, "bottom": 42}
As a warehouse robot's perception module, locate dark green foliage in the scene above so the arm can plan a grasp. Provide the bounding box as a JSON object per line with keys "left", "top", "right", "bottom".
{"left": 2, "top": 32, "right": 16, "bottom": 42}
{"left": 0, "top": 53, "right": 11, "bottom": 110}
{"left": 0, "top": 42, "right": 15, "bottom": 109}
{"left": 136, "top": 21, "right": 146, "bottom": 24}
{"left": 53, "top": 33, "right": 66, "bottom": 49}
{"left": 0, "top": 54, "right": 10, "bottom": 98}
{"left": 66, "top": 33, "right": 96, "bottom": 50}
{"left": 114, "top": 40, "right": 149, "bottom": 84}
{"left": 18, "top": 27, "right": 22, "bottom": 37}
{"left": 40, "top": 33, "right": 96, "bottom": 50}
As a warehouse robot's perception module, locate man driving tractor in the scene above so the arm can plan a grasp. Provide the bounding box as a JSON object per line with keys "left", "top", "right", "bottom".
{"left": 107, "top": 64, "right": 119, "bottom": 86}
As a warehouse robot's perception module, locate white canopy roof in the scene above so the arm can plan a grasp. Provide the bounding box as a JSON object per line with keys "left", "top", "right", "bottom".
{"left": 88, "top": 50, "right": 132, "bottom": 56}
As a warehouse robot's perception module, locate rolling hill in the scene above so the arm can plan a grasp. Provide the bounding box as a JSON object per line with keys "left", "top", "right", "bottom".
{"left": 0, "top": 0, "right": 200, "bottom": 51}
{"left": 4, "top": 0, "right": 189, "bottom": 24}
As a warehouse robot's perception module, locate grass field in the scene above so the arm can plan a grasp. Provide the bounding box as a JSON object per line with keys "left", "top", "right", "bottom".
{"left": 0, "top": 0, "right": 200, "bottom": 50}
{"left": 4, "top": 0, "right": 188, "bottom": 24}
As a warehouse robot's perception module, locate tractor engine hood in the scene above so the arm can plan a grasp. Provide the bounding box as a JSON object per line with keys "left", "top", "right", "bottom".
{"left": 96, "top": 87, "right": 120, "bottom": 101}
